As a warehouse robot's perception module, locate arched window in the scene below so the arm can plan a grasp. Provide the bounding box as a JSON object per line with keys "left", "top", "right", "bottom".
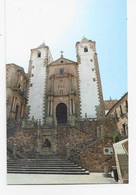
{"left": 84, "top": 47, "right": 88, "bottom": 52}
{"left": 37, "top": 51, "right": 41, "bottom": 58}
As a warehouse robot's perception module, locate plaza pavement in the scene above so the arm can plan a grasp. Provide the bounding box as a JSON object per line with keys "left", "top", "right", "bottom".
{"left": 7, "top": 173, "right": 117, "bottom": 185}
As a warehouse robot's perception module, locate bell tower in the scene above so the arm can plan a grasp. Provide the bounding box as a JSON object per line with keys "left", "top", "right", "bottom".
{"left": 76, "top": 37, "right": 104, "bottom": 119}
{"left": 26, "top": 43, "right": 53, "bottom": 124}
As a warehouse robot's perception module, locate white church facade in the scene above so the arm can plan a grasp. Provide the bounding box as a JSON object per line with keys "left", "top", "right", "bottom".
{"left": 25, "top": 37, "right": 104, "bottom": 126}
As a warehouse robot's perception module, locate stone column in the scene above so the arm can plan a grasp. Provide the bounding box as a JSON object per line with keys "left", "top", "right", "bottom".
{"left": 54, "top": 117, "right": 57, "bottom": 127}
{"left": 103, "top": 162, "right": 109, "bottom": 177}
{"left": 73, "top": 99, "right": 75, "bottom": 114}
{"left": 50, "top": 100, "right": 53, "bottom": 116}
{"left": 12, "top": 97, "right": 16, "bottom": 111}
{"left": 22, "top": 119, "right": 26, "bottom": 128}
{"left": 69, "top": 99, "right": 71, "bottom": 115}
{"left": 38, "top": 119, "right": 41, "bottom": 127}
{"left": 101, "top": 125, "right": 105, "bottom": 138}
{"left": 85, "top": 113, "right": 88, "bottom": 120}
{"left": 37, "top": 129, "right": 42, "bottom": 152}
{"left": 31, "top": 116, "right": 35, "bottom": 128}
{"left": 47, "top": 100, "right": 50, "bottom": 116}
{"left": 97, "top": 127, "right": 101, "bottom": 139}
{"left": 66, "top": 143, "right": 70, "bottom": 160}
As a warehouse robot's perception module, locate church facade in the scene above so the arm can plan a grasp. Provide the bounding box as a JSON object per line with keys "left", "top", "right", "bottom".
{"left": 7, "top": 37, "right": 120, "bottom": 171}
{"left": 25, "top": 37, "right": 104, "bottom": 126}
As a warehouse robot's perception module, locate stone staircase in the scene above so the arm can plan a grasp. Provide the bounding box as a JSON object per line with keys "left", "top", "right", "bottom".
{"left": 7, "top": 156, "right": 89, "bottom": 175}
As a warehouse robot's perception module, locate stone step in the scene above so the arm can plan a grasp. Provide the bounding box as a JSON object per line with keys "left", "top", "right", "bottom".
{"left": 7, "top": 157, "right": 89, "bottom": 175}
{"left": 26, "top": 156, "right": 67, "bottom": 159}
{"left": 7, "top": 163, "right": 76, "bottom": 166}
{"left": 7, "top": 165, "right": 81, "bottom": 168}
{"left": 7, "top": 168, "right": 86, "bottom": 172}
{"left": 7, "top": 170, "right": 89, "bottom": 175}
{"left": 8, "top": 159, "right": 72, "bottom": 162}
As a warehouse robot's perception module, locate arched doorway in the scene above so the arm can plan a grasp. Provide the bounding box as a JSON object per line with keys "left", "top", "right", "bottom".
{"left": 56, "top": 103, "right": 67, "bottom": 124}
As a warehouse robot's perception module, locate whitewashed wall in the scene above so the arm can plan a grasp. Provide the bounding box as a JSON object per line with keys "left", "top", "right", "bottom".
{"left": 27, "top": 48, "right": 48, "bottom": 124}
{"left": 77, "top": 41, "right": 100, "bottom": 118}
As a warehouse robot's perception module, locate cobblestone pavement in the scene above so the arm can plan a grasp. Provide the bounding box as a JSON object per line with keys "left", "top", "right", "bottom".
{"left": 7, "top": 173, "right": 117, "bottom": 185}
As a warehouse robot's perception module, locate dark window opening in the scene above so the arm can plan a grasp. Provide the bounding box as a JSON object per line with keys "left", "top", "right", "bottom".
{"left": 60, "top": 69, "right": 64, "bottom": 75}
{"left": 37, "top": 52, "right": 41, "bottom": 58}
{"left": 114, "top": 110, "right": 118, "bottom": 119}
{"left": 93, "top": 78, "right": 96, "bottom": 81}
{"left": 60, "top": 60, "right": 63, "bottom": 63}
{"left": 125, "top": 100, "right": 128, "bottom": 111}
{"left": 15, "top": 105, "right": 19, "bottom": 120}
{"left": 122, "top": 124, "right": 126, "bottom": 136}
{"left": 43, "top": 139, "right": 51, "bottom": 148}
{"left": 120, "top": 105, "right": 123, "bottom": 115}
{"left": 84, "top": 47, "right": 88, "bottom": 52}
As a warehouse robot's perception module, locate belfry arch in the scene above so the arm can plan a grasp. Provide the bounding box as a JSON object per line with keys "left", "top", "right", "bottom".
{"left": 56, "top": 103, "right": 67, "bottom": 124}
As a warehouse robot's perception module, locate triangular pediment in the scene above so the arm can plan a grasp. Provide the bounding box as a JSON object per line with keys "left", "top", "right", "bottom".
{"left": 81, "top": 37, "right": 89, "bottom": 43}
{"left": 49, "top": 57, "right": 77, "bottom": 66}
{"left": 37, "top": 42, "right": 46, "bottom": 49}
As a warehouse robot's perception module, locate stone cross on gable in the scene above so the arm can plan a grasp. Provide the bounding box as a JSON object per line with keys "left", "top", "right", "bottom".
{"left": 60, "top": 51, "right": 64, "bottom": 58}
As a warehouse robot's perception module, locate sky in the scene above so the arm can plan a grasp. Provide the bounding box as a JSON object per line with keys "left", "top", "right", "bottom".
{"left": 6, "top": 0, "right": 127, "bottom": 100}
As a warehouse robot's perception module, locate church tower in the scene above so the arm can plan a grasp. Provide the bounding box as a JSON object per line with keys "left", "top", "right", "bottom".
{"left": 26, "top": 43, "right": 53, "bottom": 124}
{"left": 76, "top": 37, "right": 104, "bottom": 119}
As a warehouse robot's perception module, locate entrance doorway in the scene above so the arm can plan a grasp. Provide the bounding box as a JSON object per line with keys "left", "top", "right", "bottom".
{"left": 56, "top": 103, "right": 67, "bottom": 124}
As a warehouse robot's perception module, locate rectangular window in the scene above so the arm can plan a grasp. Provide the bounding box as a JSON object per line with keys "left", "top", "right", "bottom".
{"left": 114, "top": 110, "right": 118, "bottom": 119}
{"left": 125, "top": 100, "right": 128, "bottom": 111}
{"left": 120, "top": 105, "right": 123, "bottom": 115}
{"left": 60, "top": 69, "right": 64, "bottom": 75}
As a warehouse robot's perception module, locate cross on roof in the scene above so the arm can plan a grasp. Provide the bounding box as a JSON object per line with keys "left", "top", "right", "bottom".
{"left": 60, "top": 51, "right": 64, "bottom": 58}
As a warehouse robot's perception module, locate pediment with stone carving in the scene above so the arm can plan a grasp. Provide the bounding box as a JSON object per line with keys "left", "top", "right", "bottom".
{"left": 48, "top": 57, "right": 77, "bottom": 66}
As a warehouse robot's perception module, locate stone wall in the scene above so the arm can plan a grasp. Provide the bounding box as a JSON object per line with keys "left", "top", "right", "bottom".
{"left": 7, "top": 119, "right": 116, "bottom": 172}
{"left": 8, "top": 128, "right": 37, "bottom": 157}
{"left": 56, "top": 125, "right": 97, "bottom": 156}
{"left": 69, "top": 137, "right": 115, "bottom": 172}
{"left": 7, "top": 119, "right": 22, "bottom": 138}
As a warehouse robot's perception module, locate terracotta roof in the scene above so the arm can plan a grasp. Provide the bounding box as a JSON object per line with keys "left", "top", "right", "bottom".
{"left": 104, "top": 100, "right": 118, "bottom": 110}
{"left": 106, "top": 92, "right": 128, "bottom": 116}
{"left": 6, "top": 63, "right": 24, "bottom": 71}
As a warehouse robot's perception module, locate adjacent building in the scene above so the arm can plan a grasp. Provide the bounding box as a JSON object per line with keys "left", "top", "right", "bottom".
{"left": 106, "top": 92, "right": 128, "bottom": 136}
{"left": 6, "top": 64, "right": 27, "bottom": 120}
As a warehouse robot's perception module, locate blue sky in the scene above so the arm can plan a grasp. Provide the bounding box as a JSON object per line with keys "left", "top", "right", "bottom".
{"left": 6, "top": 0, "right": 127, "bottom": 100}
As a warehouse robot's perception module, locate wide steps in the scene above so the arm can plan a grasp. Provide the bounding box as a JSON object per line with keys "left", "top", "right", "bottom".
{"left": 7, "top": 158, "right": 89, "bottom": 175}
